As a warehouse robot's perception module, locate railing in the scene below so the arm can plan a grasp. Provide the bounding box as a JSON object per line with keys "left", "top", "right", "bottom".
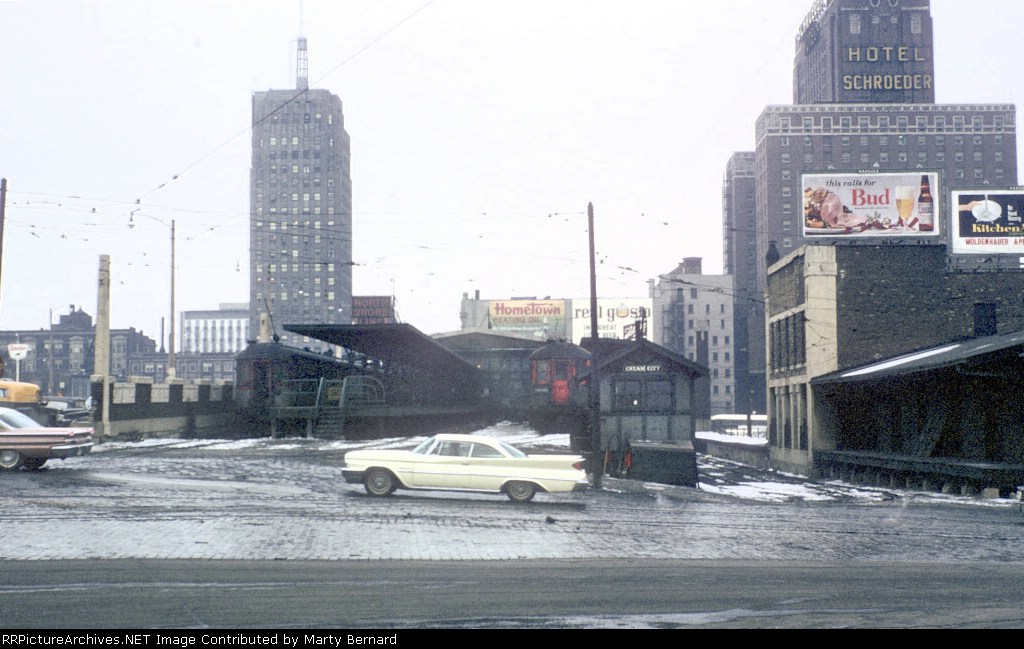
{"left": 311, "top": 376, "right": 386, "bottom": 410}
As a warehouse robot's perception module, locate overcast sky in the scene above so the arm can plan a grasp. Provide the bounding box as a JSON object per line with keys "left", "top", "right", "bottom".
{"left": 0, "top": 0, "right": 1020, "bottom": 340}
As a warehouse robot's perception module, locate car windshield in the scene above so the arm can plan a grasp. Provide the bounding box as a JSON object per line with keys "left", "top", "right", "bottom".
{"left": 411, "top": 437, "right": 438, "bottom": 455}
{"left": 0, "top": 409, "right": 43, "bottom": 430}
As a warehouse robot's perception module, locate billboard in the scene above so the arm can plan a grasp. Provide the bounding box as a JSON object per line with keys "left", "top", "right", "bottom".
{"left": 571, "top": 299, "right": 654, "bottom": 342}
{"left": 802, "top": 172, "right": 941, "bottom": 238}
{"left": 951, "top": 190, "right": 1024, "bottom": 255}
{"left": 352, "top": 296, "right": 396, "bottom": 325}
{"left": 488, "top": 299, "right": 567, "bottom": 333}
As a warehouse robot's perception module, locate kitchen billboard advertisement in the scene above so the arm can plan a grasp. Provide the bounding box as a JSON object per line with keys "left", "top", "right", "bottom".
{"left": 951, "top": 190, "right": 1024, "bottom": 255}
{"left": 803, "top": 172, "right": 941, "bottom": 237}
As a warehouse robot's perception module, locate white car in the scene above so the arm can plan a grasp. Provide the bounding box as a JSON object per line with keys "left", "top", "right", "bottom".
{"left": 342, "top": 433, "right": 588, "bottom": 503}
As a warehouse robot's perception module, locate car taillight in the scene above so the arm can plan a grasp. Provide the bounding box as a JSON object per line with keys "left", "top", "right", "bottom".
{"left": 572, "top": 460, "right": 585, "bottom": 471}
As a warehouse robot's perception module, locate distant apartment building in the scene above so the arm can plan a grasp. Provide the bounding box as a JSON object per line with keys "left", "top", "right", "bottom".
{"left": 651, "top": 258, "right": 736, "bottom": 416}
{"left": 181, "top": 304, "right": 249, "bottom": 355}
{"left": 0, "top": 307, "right": 157, "bottom": 397}
{"left": 249, "top": 37, "right": 353, "bottom": 348}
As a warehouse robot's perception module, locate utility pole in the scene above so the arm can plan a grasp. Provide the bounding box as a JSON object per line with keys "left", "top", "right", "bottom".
{"left": 48, "top": 307, "right": 54, "bottom": 395}
{"left": 168, "top": 219, "right": 176, "bottom": 380}
{"left": 0, "top": 178, "right": 7, "bottom": 306}
{"left": 587, "top": 202, "right": 602, "bottom": 489}
{"left": 95, "top": 255, "right": 111, "bottom": 438}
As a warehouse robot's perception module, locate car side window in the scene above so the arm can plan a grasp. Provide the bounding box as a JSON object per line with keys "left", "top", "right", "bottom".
{"left": 439, "top": 441, "right": 471, "bottom": 457}
{"left": 470, "top": 444, "right": 504, "bottom": 459}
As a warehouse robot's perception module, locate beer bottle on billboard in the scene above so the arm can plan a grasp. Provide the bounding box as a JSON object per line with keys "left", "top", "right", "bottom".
{"left": 917, "top": 174, "right": 934, "bottom": 232}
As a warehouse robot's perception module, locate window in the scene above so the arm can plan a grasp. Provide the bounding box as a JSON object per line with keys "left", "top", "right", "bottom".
{"left": 614, "top": 380, "right": 643, "bottom": 409}
{"left": 613, "top": 378, "right": 672, "bottom": 412}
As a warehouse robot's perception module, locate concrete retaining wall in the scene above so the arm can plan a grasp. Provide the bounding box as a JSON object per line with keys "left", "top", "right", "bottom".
{"left": 91, "top": 377, "right": 237, "bottom": 441}
{"left": 700, "top": 438, "right": 771, "bottom": 470}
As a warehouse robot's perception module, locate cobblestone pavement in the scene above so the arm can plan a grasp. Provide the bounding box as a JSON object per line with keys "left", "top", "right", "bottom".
{"left": 1, "top": 431, "right": 1022, "bottom": 563}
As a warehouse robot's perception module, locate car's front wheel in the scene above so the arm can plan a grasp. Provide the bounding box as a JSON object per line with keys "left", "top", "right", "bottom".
{"left": 505, "top": 481, "right": 537, "bottom": 503}
{"left": 364, "top": 469, "right": 397, "bottom": 496}
{"left": 0, "top": 449, "right": 24, "bottom": 471}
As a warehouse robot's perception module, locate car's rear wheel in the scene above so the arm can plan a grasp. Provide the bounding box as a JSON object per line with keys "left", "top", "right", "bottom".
{"left": 505, "top": 481, "right": 537, "bottom": 503}
{"left": 0, "top": 449, "right": 24, "bottom": 471}
{"left": 364, "top": 469, "right": 397, "bottom": 496}
{"left": 22, "top": 457, "right": 47, "bottom": 471}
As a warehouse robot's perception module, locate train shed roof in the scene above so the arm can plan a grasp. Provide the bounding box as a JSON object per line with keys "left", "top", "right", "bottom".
{"left": 284, "top": 323, "right": 476, "bottom": 373}
{"left": 811, "top": 329, "right": 1024, "bottom": 387}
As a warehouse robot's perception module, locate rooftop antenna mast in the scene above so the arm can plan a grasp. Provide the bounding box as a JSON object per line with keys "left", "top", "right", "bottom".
{"left": 296, "top": 0, "right": 309, "bottom": 90}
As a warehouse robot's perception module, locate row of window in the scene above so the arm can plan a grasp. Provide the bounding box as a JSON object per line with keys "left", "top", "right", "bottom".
{"left": 254, "top": 263, "right": 340, "bottom": 273}
{"left": 255, "top": 177, "right": 336, "bottom": 188}
{"left": 769, "top": 313, "right": 807, "bottom": 374}
{"left": 265, "top": 134, "right": 333, "bottom": 147}
{"left": 782, "top": 134, "right": 1004, "bottom": 148}
{"left": 685, "top": 319, "right": 729, "bottom": 330}
{"left": 254, "top": 220, "right": 338, "bottom": 230}
{"left": 849, "top": 7, "right": 923, "bottom": 34}
{"left": 254, "top": 291, "right": 338, "bottom": 302}
{"left": 775, "top": 114, "right": 1010, "bottom": 130}
{"left": 266, "top": 112, "right": 333, "bottom": 125}
{"left": 267, "top": 150, "right": 322, "bottom": 161}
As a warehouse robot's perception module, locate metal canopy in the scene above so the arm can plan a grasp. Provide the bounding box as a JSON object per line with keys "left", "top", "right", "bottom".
{"left": 283, "top": 323, "right": 476, "bottom": 372}
{"left": 812, "top": 329, "right": 1024, "bottom": 387}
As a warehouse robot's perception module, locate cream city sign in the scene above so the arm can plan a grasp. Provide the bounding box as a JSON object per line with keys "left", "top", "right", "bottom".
{"left": 624, "top": 365, "right": 663, "bottom": 373}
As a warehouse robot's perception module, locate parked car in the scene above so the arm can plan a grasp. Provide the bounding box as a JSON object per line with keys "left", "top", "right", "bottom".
{"left": 0, "top": 379, "right": 42, "bottom": 417}
{"left": 342, "top": 433, "right": 588, "bottom": 502}
{"left": 0, "top": 407, "right": 94, "bottom": 471}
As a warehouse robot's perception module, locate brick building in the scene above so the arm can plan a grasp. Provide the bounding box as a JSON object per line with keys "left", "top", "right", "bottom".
{"left": 766, "top": 243, "right": 1024, "bottom": 474}
{"left": 0, "top": 307, "right": 157, "bottom": 398}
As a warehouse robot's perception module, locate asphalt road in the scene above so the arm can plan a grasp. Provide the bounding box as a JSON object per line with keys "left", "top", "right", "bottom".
{"left": 3, "top": 559, "right": 1024, "bottom": 629}
{"left": 1, "top": 433, "right": 1023, "bottom": 629}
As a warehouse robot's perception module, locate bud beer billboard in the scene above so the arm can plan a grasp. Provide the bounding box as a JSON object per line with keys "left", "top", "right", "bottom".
{"left": 802, "top": 172, "right": 941, "bottom": 238}
{"left": 951, "top": 190, "right": 1024, "bottom": 255}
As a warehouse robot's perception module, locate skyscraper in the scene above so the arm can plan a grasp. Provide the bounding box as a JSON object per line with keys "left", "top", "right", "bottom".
{"left": 249, "top": 37, "right": 353, "bottom": 347}
{"left": 721, "top": 152, "right": 763, "bottom": 415}
{"left": 793, "top": 0, "right": 935, "bottom": 105}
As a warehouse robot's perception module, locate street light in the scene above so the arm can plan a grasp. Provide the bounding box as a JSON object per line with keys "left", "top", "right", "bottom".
{"left": 129, "top": 212, "right": 176, "bottom": 381}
